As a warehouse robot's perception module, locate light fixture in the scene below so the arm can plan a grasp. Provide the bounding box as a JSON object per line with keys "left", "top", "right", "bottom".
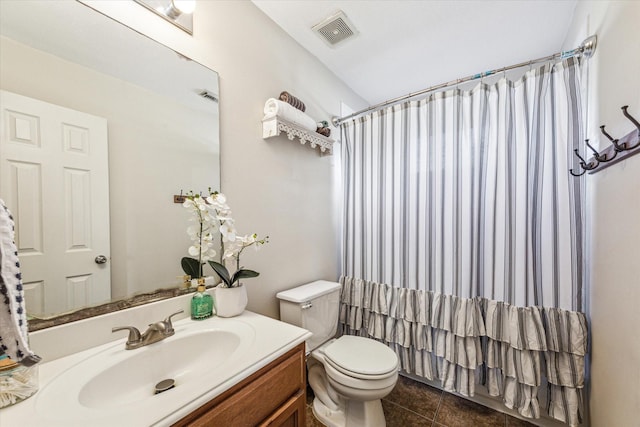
{"left": 165, "top": 0, "right": 196, "bottom": 18}
{"left": 134, "top": 0, "right": 196, "bottom": 35}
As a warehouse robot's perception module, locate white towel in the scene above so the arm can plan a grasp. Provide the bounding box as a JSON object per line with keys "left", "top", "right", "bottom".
{"left": 0, "top": 199, "right": 40, "bottom": 366}
{"left": 263, "top": 98, "right": 317, "bottom": 132}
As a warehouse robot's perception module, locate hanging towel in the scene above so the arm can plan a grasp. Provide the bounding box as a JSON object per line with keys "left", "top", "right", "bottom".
{"left": 263, "top": 98, "right": 317, "bottom": 132}
{"left": 279, "top": 91, "right": 306, "bottom": 112}
{"left": 0, "top": 199, "right": 40, "bottom": 366}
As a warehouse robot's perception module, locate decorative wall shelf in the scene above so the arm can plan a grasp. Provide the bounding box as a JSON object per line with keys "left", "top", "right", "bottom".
{"left": 262, "top": 116, "right": 334, "bottom": 155}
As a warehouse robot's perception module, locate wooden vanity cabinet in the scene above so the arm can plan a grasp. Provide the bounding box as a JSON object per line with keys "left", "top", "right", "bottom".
{"left": 173, "top": 343, "right": 307, "bottom": 427}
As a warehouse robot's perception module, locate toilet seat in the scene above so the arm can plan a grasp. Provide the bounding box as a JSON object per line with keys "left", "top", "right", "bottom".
{"left": 323, "top": 336, "right": 398, "bottom": 380}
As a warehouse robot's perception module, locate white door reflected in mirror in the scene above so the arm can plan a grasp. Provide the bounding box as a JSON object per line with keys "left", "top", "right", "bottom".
{"left": 0, "top": 90, "right": 111, "bottom": 317}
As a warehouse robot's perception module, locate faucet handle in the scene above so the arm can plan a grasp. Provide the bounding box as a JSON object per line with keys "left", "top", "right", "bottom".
{"left": 163, "top": 310, "right": 184, "bottom": 335}
{"left": 112, "top": 326, "right": 142, "bottom": 346}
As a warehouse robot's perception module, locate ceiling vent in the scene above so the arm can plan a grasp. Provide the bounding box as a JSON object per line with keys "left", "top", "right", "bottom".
{"left": 312, "top": 11, "right": 358, "bottom": 48}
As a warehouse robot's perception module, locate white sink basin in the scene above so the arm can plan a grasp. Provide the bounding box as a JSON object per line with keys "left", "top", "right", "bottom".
{"left": 34, "top": 317, "right": 256, "bottom": 425}
{"left": 78, "top": 329, "right": 242, "bottom": 409}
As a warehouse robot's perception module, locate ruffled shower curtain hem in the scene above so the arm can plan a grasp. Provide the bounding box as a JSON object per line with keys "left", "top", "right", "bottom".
{"left": 339, "top": 276, "right": 586, "bottom": 426}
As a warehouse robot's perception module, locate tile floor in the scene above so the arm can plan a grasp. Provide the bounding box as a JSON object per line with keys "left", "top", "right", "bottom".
{"left": 305, "top": 375, "right": 537, "bottom": 427}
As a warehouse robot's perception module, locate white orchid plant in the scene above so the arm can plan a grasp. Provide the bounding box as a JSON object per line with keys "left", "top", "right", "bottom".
{"left": 181, "top": 190, "right": 268, "bottom": 288}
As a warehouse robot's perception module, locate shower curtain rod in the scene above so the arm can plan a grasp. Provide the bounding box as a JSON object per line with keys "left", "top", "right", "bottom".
{"left": 331, "top": 35, "right": 597, "bottom": 127}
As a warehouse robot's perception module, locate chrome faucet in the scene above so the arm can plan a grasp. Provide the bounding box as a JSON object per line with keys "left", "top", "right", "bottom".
{"left": 112, "top": 310, "right": 184, "bottom": 350}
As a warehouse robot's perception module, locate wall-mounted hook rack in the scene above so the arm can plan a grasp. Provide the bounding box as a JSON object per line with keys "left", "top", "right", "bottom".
{"left": 570, "top": 147, "right": 598, "bottom": 176}
{"left": 585, "top": 139, "right": 617, "bottom": 162}
{"left": 570, "top": 105, "right": 640, "bottom": 176}
{"left": 599, "top": 125, "right": 627, "bottom": 152}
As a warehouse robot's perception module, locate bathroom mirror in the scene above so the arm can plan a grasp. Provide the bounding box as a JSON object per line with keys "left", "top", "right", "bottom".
{"left": 0, "top": 1, "right": 220, "bottom": 329}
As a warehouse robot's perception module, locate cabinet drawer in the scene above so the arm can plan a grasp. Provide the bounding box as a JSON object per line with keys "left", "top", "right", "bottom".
{"left": 174, "top": 343, "right": 305, "bottom": 427}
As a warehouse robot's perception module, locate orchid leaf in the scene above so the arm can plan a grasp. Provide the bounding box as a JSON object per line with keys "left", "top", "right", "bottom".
{"left": 231, "top": 269, "right": 259, "bottom": 285}
{"left": 208, "top": 260, "right": 231, "bottom": 287}
{"left": 181, "top": 257, "right": 202, "bottom": 279}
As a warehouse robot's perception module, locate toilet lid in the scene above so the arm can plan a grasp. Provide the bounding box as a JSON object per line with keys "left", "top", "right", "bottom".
{"left": 324, "top": 335, "right": 398, "bottom": 378}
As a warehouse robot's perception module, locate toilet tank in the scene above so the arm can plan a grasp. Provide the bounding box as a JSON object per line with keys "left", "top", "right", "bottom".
{"left": 276, "top": 280, "right": 341, "bottom": 353}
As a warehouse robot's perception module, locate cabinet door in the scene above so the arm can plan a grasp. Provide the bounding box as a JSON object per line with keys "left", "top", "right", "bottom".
{"left": 259, "top": 389, "right": 306, "bottom": 427}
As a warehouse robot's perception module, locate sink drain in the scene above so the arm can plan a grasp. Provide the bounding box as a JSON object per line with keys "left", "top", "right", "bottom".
{"left": 154, "top": 379, "right": 175, "bottom": 395}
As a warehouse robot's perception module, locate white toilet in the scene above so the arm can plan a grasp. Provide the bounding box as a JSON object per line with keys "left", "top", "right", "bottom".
{"left": 277, "top": 280, "right": 399, "bottom": 427}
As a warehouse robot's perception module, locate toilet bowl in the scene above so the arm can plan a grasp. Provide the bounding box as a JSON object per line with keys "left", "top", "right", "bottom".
{"left": 277, "top": 281, "right": 399, "bottom": 427}
{"left": 309, "top": 336, "right": 398, "bottom": 427}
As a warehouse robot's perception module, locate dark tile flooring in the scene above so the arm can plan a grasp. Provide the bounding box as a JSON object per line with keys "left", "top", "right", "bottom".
{"left": 305, "top": 375, "right": 537, "bottom": 427}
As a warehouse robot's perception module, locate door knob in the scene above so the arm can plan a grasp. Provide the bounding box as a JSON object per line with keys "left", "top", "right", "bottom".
{"left": 95, "top": 255, "right": 108, "bottom": 264}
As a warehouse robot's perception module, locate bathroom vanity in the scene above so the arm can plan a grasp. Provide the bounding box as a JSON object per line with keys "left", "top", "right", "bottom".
{"left": 173, "top": 342, "right": 306, "bottom": 426}
{"left": 1, "top": 311, "right": 311, "bottom": 426}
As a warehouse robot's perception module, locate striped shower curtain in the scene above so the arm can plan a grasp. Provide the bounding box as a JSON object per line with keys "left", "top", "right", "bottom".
{"left": 339, "top": 58, "right": 587, "bottom": 425}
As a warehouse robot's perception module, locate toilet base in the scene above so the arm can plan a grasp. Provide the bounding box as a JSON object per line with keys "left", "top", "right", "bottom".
{"left": 312, "top": 396, "right": 386, "bottom": 427}
{"left": 312, "top": 397, "right": 345, "bottom": 427}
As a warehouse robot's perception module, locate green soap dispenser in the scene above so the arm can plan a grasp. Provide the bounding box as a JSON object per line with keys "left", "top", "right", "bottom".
{"left": 191, "top": 279, "right": 214, "bottom": 320}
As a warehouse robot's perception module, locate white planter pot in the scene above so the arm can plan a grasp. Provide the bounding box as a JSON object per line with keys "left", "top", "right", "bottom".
{"left": 214, "top": 284, "right": 248, "bottom": 318}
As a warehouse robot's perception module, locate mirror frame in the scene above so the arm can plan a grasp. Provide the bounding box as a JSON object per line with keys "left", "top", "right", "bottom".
{"left": 28, "top": 286, "right": 195, "bottom": 331}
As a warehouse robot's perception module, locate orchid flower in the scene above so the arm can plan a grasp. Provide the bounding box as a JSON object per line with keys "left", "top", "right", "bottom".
{"left": 182, "top": 190, "right": 268, "bottom": 286}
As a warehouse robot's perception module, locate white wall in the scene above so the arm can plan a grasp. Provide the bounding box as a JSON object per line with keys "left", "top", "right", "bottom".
{"left": 562, "top": 2, "right": 640, "bottom": 425}
{"left": 82, "top": 0, "right": 367, "bottom": 318}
